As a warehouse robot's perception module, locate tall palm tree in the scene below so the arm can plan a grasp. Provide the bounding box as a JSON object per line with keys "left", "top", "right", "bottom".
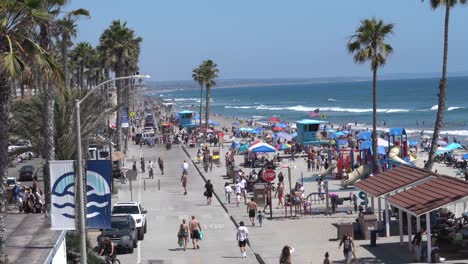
{"left": 348, "top": 18, "right": 394, "bottom": 173}
{"left": 56, "top": 8, "right": 90, "bottom": 90}
{"left": 98, "top": 20, "right": 142, "bottom": 151}
{"left": 192, "top": 66, "right": 204, "bottom": 129}
{"left": 70, "top": 42, "right": 94, "bottom": 90}
{"left": 424, "top": 0, "right": 466, "bottom": 170}
{"left": 200, "top": 60, "right": 219, "bottom": 139}
{"left": 0, "top": 0, "right": 61, "bottom": 260}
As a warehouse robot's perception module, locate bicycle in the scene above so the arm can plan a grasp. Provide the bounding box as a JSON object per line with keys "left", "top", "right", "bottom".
{"left": 105, "top": 255, "right": 120, "bottom": 264}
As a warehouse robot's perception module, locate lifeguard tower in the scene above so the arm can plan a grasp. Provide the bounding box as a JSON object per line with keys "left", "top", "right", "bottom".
{"left": 295, "top": 119, "right": 328, "bottom": 145}
{"left": 178, "top": 110, "right": 196, "bottom": 129}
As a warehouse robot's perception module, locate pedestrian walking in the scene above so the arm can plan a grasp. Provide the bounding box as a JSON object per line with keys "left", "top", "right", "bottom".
{"left": 246, "top": 198, "right": 257, "bottom": 226}
{"left": 177, "top": 219, "right": 189, "bottom": 251}
{"left": 132, "top": 161, "right": 137, "bottom": 172}
{"left": 263, "top": 183, "right": 273, "bottom": 212}
{"left": 412, "top": 227, "right": 426, "bottom": 262}
{"left": 257, "top": 210, "right": 264, "bottom": 227}
{"left": 149, "top": 167, "right": 154, "bottom": 179}
{"left": 236, "top": 221, "right": 249, "bottom": 258}
{"left": 182, "top": 160, "right": 189, "bottom": 175}
{"left": 158, "top": 157, "right": 164, "bottom": 175}
{"left": 276, "top": 182, "right": 284, "bottom": 208}
{"left": 224, "top": 182, "right": 232, "bottom": 204}
{"left": 141, "top": 158, "right": 145, "bottom": 173}
{"left": 181, "top": 173, "right": 188, "bottom": 195}
{"left": 323, "top": 252, "right": 330, "bottom": 264}
{"left": 240, "top": 176, "right": 247, "bottom": 204}
{"left": 189, "top": 216, "right": 201, "bottom": 250}
{"left": 204, "top": 180, "right": 214, "bottom": 205}
{"left": 279, "top": 245, "right": 295, "bottom": 264}
{"left": 234, "top": 180, "right": 242, "bottom": 206}
{"left": 338, "top": 233, "right": 355, "bottom": 264}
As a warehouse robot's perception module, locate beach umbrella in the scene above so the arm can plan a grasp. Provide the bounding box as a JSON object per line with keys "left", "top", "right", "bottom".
{"left": 462, "top": 154, "right": 468, "bottom": 160}
{"left": 232, "top": 122, "right": 240, "bottom": 126}
{"left": 239, "top": 143, "right": 250, "bottom": 153}
{"left": 251, "top": 129, "right": 261, "bottom": 134}
{"left": 208, "top": 120, "right": 219, "bottom": 126}
{"left": 275, "top": 123, "right": 288, "bottom": 128}
{"left": 249, "top": 140, "right": 262, "bottom": 147}
{"left": 249, "top": 142, "right": 276, "bottom": 153}
{"left": 421, "top": 135, "right": 431, "bottom": 139}
{"left": 275, "top": 143, "right": 292, "bottom": 150}
{"left": 337, "top": 139, "right": 348, "bottom": 146}
{"left": 231, "top": 141, "right": 240, "bottom": 150}
{"left": 269, "top": 117, "right": 280, "bottom": 123}
{"left": 341, "top": 130, "right": 350, "bottom": 134}
{"left": 409, "top": 141, "right": 418, "bottom": 147}
{"left": 437, "top": 140, "right": 448, "bottom": 146}
{"left": 255, "top": 127, "right": 265, "bottom": 131}
{"left": 272, "top": 126, "right": 283, "bottom": 132}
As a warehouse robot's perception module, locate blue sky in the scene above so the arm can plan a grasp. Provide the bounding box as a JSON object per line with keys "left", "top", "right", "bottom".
{"left": 68, "top": 0, "right": 468, "bottom": 81}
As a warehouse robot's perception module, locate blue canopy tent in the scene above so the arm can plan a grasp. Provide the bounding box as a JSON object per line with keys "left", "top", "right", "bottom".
{"left": 463, "top": 154, "right": 468, "bottom": 160}
{"left": 388, "top": 128, "right": 406, "bottom": 136}
{"left": 357, "top": 131, "right": 372, "bottom": 141}
{"left": 359, "top": 140, "right": 387, "bottom": 155}
{"left": 231, "top": 141, "right": 240, "bottom": 150}
{"left": 275, "top": 123, "right": 288, "bottom": 128}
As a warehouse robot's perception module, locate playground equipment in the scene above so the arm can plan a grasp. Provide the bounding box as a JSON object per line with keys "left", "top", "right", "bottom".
{"left": 389, "top": 147, "right": 410, "bottom": 165}
{"left": 318, "top": 162, "right": 337, "bottom": 179}
{"left": 342, "top": 164, "right": 371, "bottom": 187}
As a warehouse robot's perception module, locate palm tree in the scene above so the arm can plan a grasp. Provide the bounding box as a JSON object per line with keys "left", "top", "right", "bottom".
{"left": 424, "top": 0, "right": 466, "bottom": 170}
{"left": 98, "top": 20, "right": 142, "bottom": 151}
{"left": 70, "top": 42, "right": 94, "bottom": 90}
{"left": 348, "top": 18, "right": 394, "bottom": 173}
{"left": 200, "top": 60, "right": 219, "bottom": 139}
{"left": 0, "top": 0, "right": 61, "bottom": 260}
{"left": 10, "top": 88, "right": 116, "bottom": 160}
{"left": 56, "top": 9, "right": 90, "bottom": 89}
{"left": 192, "top": 66, "right": 204, "bottom": 129}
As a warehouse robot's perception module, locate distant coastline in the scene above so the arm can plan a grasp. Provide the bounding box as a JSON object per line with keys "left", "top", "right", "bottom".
{"left": 143, "top": 72, "right": 468, "bottom": 94}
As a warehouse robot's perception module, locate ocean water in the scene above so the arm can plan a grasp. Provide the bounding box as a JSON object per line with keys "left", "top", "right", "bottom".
{"left": 152, "top": 76, "right": 468, "bottom": 136}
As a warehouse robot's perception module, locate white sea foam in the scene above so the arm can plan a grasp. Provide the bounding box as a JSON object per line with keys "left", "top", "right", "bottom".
{"left": 431, "top": 105, "right": 438, "bottom": 110}
{"left": 447, "top": 106, "right": 465, "bottom": 111}
{"left": 328, "top": 98, "right": 337, "bottom": 102}
{"left": 172, "top": 98, "right": 198, "bottom": 101}
{"left": 225, "top": 105, "right": 411, "bottom": 113}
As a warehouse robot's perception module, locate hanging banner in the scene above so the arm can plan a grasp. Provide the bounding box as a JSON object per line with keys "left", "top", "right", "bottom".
{"left": 121, "top": 107, "right": 129, "bottom": 128}
{"left": 50, "top": 160, "right": 76, "bottom": 230}
{"left": 86, "top": 160, "right": 112, "bottom": 229}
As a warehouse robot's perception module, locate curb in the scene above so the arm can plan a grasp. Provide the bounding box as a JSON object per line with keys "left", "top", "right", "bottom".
{"left": 182, "top": 146, "right": 266, "bottom": 264}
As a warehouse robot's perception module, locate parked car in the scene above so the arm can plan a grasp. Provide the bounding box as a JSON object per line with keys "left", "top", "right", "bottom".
{"left": 6, "top": 177, "right": 20, "bottom": 187}
{"left": 111, "top": 202, "right": 147, "bottom": 240}
{"left": 19, "top": 165, "right": 35, "bottom": 181}
{"left": 98, "top": 215, "right": 138, "bottom": 253}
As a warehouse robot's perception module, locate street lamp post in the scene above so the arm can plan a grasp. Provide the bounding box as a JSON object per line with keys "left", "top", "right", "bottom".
{"left": 74, "top": 74, "right": 150, "bottom": 264}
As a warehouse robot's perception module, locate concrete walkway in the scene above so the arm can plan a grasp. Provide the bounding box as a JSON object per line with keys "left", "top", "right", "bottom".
{"left": 106, "top": 142, "right": 258, "bottom": 264}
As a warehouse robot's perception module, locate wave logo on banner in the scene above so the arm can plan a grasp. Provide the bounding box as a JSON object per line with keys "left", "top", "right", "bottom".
{"left": 50, "top": 160, "right": 76, "bottom": 230}
{"left": 86, "top": 160, "right": 112, "bottom": 229}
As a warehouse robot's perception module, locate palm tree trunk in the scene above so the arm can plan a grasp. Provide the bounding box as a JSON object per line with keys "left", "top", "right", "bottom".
{"left": 371, "top": 67, "right": 382, "bottom": 173}
{"left": 43, "top": 81, "right": 55, "bottom": 215}
{"left": 205, "top": 86, "right": 211, "bottom": 141}
{"left": 61, "top": 38, "right": 70, "bottom": 89}
{"left": 199, "top": 84, "right": 203, "bottom": 129}
{"left": 425, "top": 3, "right": 450, "bottom": 171}
{"left": 0, "top": 76, "right": 11, "bottom": 262}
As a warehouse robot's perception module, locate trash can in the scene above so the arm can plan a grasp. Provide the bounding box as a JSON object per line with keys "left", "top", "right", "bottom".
{"left": 337, "top": 223, "right": 354, "bottom": 240}
{"left": 370, "top": 230, "right": 378, "bottom": 247}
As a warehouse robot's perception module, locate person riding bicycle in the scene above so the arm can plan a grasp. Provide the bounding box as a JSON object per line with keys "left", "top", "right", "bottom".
{"left": 99, "top": 237, "right": 116, "bottom": 263}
